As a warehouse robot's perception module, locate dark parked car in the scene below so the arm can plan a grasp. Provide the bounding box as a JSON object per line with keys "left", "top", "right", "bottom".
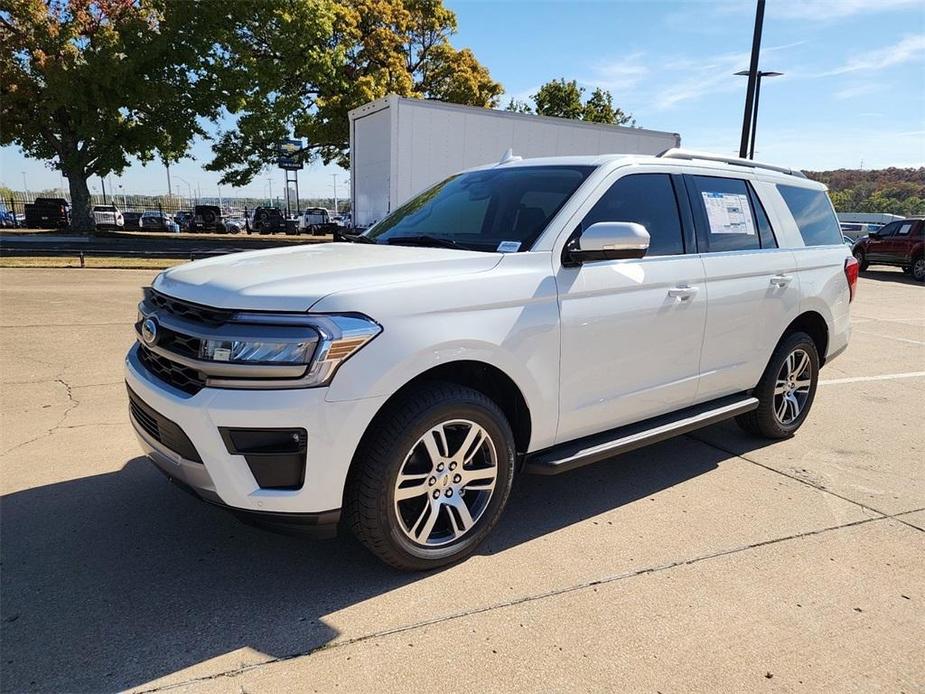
{"left": 853, "top": 217, "right": 924, "bottom": 282}
{"left": 24, "top": 197, "right": 69, "bottom": 228}
{"left": 188, "top": 205, "right": 226, "bottom": 233}
{"left": 250, "top": 207, "right": 287, "bottom": 234}
{"left": 140, "top": 210, "right": 177, "bottom": 231}
{"left": 174, "top": 210, "right": 192, "bottom": 231}
{"left": 122, "top": 212, "right": 143, "bottom": 230}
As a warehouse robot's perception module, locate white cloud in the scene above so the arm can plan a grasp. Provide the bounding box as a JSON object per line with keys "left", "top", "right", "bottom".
{"left": 823, "top": 34, "right": 925, "bottom": 75}
{"left": 772, "top": 0, "right": 923, "bottom": 21}
{"left": 833, "top": 83, "right": 884, "bottom": 100}
{"left": 582, "top": 52, "right": 649, "bottom": 92}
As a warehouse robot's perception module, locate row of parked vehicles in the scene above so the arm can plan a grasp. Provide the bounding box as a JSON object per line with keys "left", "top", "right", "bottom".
{"left": 95, "top": 204, "right": 344, "bottom": 235}
{"left": 11, "top": 197, "right": 348, "bottom": 236}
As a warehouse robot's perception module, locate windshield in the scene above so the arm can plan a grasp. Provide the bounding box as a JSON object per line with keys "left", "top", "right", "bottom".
{"left": 364, "top": 165, "right": 594, "bottom": 252}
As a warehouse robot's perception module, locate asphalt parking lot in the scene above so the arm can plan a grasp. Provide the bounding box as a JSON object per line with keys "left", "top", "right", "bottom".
{"left": 0, "top": 266, "right": 922, "bottom": 693}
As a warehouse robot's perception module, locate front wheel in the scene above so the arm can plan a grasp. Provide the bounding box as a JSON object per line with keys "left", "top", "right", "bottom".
{"left": 736, "top": 332, "right": 819, "bottom": 439}
{"left": 345, "top": 382, "right": 516, "bottom": 571}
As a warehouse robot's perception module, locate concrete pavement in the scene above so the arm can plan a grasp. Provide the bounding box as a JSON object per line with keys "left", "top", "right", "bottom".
{"left": 0, "top": 266, "right": 922, "bottom": 692}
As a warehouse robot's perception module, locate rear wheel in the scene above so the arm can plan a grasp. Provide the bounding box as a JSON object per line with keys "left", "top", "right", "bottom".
{"left": 345, "top": 382, "right": 516, "bottom": 571}
{"left": 912, "top": 256, "right": 925, "bottom": 282}
{"left": 853, "top": 248, "right": 868, "bottom": 271}
{"left": 736, "top": 332, "right": 819, "bottom": 439}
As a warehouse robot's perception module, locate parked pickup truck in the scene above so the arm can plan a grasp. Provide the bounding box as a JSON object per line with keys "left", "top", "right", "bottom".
{"left": 24, "top": 197, "right": 70, "bottom": 228}
{"left": 126, "top": 149, "right": 856, "bottom": 570}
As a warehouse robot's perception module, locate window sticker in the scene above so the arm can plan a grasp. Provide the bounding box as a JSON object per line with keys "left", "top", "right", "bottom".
{"left": 701, "top": 191, "right": 756, "bottom": 235}
{"left": 496, "top": 240, "right": 522, "bottom": 253}
{"left": 898, "top": 223, "right": 913, "bottom": 235}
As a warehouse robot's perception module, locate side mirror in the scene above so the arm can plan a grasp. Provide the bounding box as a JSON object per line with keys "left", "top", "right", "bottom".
{"left": 565, "top": 222, "right": 650, "bottom": 265}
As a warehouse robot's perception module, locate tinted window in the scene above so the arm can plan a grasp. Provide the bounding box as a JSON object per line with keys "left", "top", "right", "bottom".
{"left": 750, "top": 186, "right": 777, "bottom": 248}
{"left": 367, "top": 166, "right": 593, "bottom": 252}
{"left": 875, "top": 222, "right": 899, "bottom": 237}
{"left": 896, "top": 222, "right": 914, "bottom": 235}
{"left": 579, "top": 174, "right": 684, "bottom": 256}
{"left": 688, "top": 176, "right": 761, "bottom": 252}
{"left": 777, "top": 185, "right": 842, "bottom": 246}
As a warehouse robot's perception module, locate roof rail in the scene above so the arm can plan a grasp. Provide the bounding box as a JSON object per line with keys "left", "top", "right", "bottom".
{"left": 656, "top": 148, "right": 806, "bottom": 178}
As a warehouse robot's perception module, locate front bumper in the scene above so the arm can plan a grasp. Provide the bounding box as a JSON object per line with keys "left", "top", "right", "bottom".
{"left": 125, "top": 343, "right": 388, "bottom": 516}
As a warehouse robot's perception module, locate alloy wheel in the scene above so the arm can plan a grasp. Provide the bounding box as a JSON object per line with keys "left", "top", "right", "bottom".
{"left": 774, "top": 348, "right": 812, "bottom": 425}
{"left": 913, "top": 257, "right": 925, "bottom": 282}
{"left": 393, "top": 419, "right": 498, "bottom": 547}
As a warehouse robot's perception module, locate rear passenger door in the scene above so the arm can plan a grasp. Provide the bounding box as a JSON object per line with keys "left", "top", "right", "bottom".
{"left": 685, "top": 175, "right": 802, "bottom": 402}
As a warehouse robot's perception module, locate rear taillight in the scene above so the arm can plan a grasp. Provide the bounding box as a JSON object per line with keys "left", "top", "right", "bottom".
{"left": 844, "top": 256, "right": 859, "bottom": 302}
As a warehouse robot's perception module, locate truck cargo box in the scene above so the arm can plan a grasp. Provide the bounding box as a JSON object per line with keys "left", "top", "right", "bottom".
{"left": 348, "top": 94, "right": 681, "bottom": 228}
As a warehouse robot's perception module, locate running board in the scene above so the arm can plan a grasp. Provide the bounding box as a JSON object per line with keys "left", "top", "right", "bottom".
{"left": 525, "top": 394, "right": 758, "bottom": 475}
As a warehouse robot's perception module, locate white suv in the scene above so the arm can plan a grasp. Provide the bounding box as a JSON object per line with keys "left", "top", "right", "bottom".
{"left": 126, "top": 149, "right": 857, "bottom": 570}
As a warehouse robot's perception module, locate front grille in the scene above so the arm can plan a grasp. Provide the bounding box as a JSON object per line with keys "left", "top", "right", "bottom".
{"left": 138, "top": 345, "right": 206, "bottom": 396}
{"left": 127, "top": 386, "right": 202, "bottom": 463}
{"left": 160, "top": 328, "right": 201, "bottom": 359}
{"left": 147, "top": 289, "right": 235, "bottom": 326}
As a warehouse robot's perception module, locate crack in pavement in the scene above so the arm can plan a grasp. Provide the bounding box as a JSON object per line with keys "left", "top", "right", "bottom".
{"left": 0, "top": 376, "right": 82, "bottom": 457}
{"left": 133, "top": 513, "right": 913, "bottom": 693}
{"left": 686, "top": 433, "right": 924, "bottom": 533}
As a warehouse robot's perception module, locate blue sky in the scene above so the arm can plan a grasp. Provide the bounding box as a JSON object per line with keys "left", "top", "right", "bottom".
{"left": 2, "top": 0, "right": 923, "bottom": 199}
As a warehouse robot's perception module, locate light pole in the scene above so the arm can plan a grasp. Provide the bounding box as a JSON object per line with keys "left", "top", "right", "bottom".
{"left": 331, "top": 173, "right": 339, "bottom": 215}
{"left": 735, "top": 69, "right": 783, "bottom": 159}
{"left": 738, "top": 0, "right": 766, "bottom": 159}
{"left": 174, "top": 175, "right": 194, "bottom": 207}
{"left": 21, "top": 171, "right": 29, "bottom": 199}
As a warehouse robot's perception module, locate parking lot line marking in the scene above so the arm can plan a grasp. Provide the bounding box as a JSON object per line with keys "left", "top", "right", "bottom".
{"left": 819, "top": 371, "right": 925, "bottom": 385}
{"left": 855, "top": 330, "right": 925, "bottom": 346}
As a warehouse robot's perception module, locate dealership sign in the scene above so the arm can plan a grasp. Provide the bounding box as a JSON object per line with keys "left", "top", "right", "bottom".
{"left": 277, "top": 139, "right": 304, "bottom": 170}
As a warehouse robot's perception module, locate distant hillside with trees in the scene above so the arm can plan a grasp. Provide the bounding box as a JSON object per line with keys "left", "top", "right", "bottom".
{"left": 804, "top": 168, "right": 925, "bottom": 216}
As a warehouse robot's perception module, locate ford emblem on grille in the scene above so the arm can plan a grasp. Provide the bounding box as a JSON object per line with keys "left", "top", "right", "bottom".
{"left": 141, "top": 317, "right": 159, "bottom": 346}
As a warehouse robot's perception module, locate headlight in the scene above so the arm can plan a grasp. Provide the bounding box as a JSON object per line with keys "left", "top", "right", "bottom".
{"left": 200, "top": 337, "right": 316, "bottom": 365}
{"left": 137, "top": 289, "right": 382, "bottom": 389}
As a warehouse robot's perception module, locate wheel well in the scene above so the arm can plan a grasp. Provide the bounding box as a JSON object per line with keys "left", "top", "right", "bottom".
{"left": 359, "top": 361, "right": 532, "bottom": 455}
{"left": 782, "top": 311, "right": 829, "bottom": 365}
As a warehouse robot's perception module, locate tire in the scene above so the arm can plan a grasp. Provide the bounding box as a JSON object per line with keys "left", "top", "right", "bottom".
{"left": 735, "top": 331, "right": 819, "bottom": 439}
{"left": 853, "top": 248, "right": 868, "bottom": 271}
{"left": 912, "top": 256, "right": 925, "bottom": 282}
{"left": 345, "top": 382, "right": 516, "bottom": 571}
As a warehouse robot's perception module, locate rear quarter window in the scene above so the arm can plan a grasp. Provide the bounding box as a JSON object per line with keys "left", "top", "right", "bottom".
{"left": 777, "top": 185, "right": 842, "bottom": 246}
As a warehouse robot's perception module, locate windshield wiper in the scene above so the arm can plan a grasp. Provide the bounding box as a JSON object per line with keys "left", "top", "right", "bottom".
{"left": 335, "top": 229, "right": 376, "bottom": 244}
{"left": 386, "top": 235, "right": 461, "bottom": 249}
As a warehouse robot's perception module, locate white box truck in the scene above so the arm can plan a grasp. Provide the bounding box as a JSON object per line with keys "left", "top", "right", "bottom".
{"left": 348, "top": 94, "right": 681, "bottom": 228}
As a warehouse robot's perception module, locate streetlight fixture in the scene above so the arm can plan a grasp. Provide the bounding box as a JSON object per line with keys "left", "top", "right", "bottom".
{"left": 735, "top": 69, "right": 783, "bottom": 159}
{"left": 173, "top": 175, "right": 194, "bottom": 207}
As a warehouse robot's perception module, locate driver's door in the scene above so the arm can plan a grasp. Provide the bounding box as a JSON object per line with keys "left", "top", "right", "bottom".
{"left": 555, "top": 173, "right": 707, "bottom": 443}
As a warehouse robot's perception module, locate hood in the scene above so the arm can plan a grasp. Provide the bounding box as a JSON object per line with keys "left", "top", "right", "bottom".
{"left": 153, "top": 242, "right": 503, "bottom": 312}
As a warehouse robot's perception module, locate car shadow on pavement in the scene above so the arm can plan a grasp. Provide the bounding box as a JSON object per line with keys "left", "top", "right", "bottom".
{"left": 859, "top": 268, "right": 922, "bottom": 286}
{"left": 1, "top": 439, "right": 728, "bottom": 693}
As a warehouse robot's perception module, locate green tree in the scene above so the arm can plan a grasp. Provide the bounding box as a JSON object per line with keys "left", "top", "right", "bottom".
{"left": 0, "top": 0, "right": 244, "bottom": 231}
{"left": 532, "top": 79, "right": 585, "bottom": 120}
{"left": 207, "top": 0, "right": 503, "bottom": 186}
{"left": 504, "top": 98, "right": 533, "bottom": 114}
{"left": 530, "top": 79, "right": 634, "bottom": 126}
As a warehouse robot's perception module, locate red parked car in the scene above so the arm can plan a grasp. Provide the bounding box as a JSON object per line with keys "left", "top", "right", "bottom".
{"left": 852, "top": 217, "right": 924, "bottom": 282}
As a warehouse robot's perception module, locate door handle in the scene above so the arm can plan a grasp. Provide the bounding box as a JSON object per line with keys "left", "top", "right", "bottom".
{"left": 770, "top": 274, "right": 793, "bottom": 288}
{"left": 668, "top": 285, "right": 698, "bottom": 300}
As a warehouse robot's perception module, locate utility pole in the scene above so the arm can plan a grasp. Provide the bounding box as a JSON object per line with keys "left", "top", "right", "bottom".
{"left": 267, "top": 176, "right": 272, "bottom": 207}
{"left": 21, "top": 171, "right": 29, "bottom": 198}
{"left": 100, "top": 176, "right": 108, "bottom": 204}
{"left": 165, "top": 162, "right": 173, "bottom": 198}
{"left": 332, "top": 173, "right": 339, "bottom": 215}
{"left": 735, "top": 69, "right": 782, "bottom": 159}
{"left": 218, "top": 184, "right": 223, "bottom": 211}
{"left": 738, "top": 0, "right": 766, "bottom": 159}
